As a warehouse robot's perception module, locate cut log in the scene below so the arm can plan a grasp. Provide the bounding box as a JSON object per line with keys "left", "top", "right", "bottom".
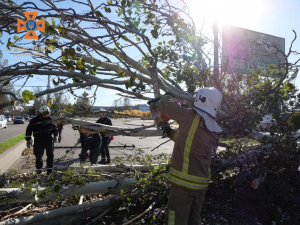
{"left": 251, "top": 173, "right": 266, "bottom": 189}
{"left": 0, "top": 178, "right": 136, "bottom": 205}
{"left": 0, "top": 196, "right": 122, "bottom": 225}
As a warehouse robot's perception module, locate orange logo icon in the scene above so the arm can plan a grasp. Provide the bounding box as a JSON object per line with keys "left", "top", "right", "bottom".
{"left": 17, "top": 12, "right": 45, "bottom": 39}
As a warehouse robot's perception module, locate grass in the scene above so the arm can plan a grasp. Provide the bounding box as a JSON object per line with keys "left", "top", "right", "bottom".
{"left": 0, "top": 132, "right": 25, "bottom": 154}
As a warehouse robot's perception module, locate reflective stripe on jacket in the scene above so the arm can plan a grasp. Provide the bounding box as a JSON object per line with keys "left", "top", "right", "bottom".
{"left": 159, "top": 95, "right": 217, "bottom": 190}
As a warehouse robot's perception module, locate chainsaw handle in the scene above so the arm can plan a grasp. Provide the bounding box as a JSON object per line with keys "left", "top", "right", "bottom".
{"left": 147, "top": 96, "right": 161, "bottom": 105}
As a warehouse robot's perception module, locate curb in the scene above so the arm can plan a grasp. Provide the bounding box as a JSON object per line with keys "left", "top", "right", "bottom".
{"left": 0, "top": 140, "right": 25, "bottom": 174}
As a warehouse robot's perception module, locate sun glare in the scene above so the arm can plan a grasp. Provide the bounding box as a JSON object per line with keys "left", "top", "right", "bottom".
{"left": 186, "top": 0, "right": 264, "bottom": 29}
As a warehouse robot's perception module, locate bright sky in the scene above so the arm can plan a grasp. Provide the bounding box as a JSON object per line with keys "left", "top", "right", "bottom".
{"left": 1, "top": 0, "right": 300, "bottom": 106}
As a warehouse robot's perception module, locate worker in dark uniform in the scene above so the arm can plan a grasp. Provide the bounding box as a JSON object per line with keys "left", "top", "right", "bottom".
{"left": 78, "top": 126, "right": 101, "bottom": 165}
{"left": 25, "top": 105, "right": 58, "bottom": 175}
{"left": 96, "top": 112, "right": 112, "bottom": 164}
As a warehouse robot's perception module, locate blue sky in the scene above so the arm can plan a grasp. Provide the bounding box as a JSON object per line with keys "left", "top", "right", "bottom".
{"left": 1, "top": 0, "right": 300, "bottom": 106}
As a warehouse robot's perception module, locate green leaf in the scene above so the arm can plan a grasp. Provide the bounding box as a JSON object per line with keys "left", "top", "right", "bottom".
{"left": 120, "top": 189, "right": 124, "bottom": 195}
{"left": 36, "top": 191, "right": 43, "bottom": 198}
{"left": 107, "top": 0, "right": 112, "bottom": 4}
{"left": 121, "top": 0, "right": 126, "bottom": 7}
{"left": 52, "top": 78, "right": 60, "bottom": 86}
{"left": 158, "top": 42, "right": 162, "bottom": 45}
{"left": 104, "top": 7, "right": 111, "bottom": 13}
{"left": 53, "top": 185, "right": 61, "bottom": 193}
{"left": 6, "top": 38, "right": 15, "bottom": 48}
{"left": 13, "top": 35, "right": 19, "bottom": 41}
{"left": 73, "top": 193, "right": 79, "bottom": 201}
{"left": 151, "top": 29, "right": 158, "bottom": 39}
{"left": 73, "top": 78, "right": 83, "bottom": 83}
{"left": 51, "top": 17, "right": 55, "bottom": 26}
{"left": 95, "top": 11, "right": 103, "bottom": 17}
{"left": 127, "top": 9, "right": 132, "bottom": 16}
{"left": 22, "top": 90, "right": 36, "bottom": 103}
{"left": 136, "top": 37, "right": 140, "bottom": 42}
{"left": 154, "top": 25, "right": 160, "bottom": 30}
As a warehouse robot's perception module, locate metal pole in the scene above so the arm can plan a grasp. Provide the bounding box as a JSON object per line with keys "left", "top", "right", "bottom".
{"left": 213, "top": 22, "right": 220, "bottom": 87}
{"left": 47, "top": 75, "right": 50, "bottom": 103}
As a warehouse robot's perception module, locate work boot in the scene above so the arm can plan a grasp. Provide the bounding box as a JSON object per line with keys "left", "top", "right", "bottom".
{"left": 98, "top": 159, "right": 106, "bottom": 164}
{"left": 36, "top": 169, "right": 42, "bottom": 175}
{"left": 106, "top": 159, "right": 111, "bottom": 164}
{"left": 47, "top": 170, "right": 52, "bottom": 176}
{"left": 58, "top": 139, "right": 61, "bottom": 143}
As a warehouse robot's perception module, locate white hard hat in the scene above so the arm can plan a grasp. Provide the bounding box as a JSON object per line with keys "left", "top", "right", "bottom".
{"left": 39, "top": 105, "right": 51, "bottom": 115}
{"left": 193, "top": 87, "right": 222, "bottom": 132}
{"left": 193, "top": 87, "right": 222, "bottom": 119}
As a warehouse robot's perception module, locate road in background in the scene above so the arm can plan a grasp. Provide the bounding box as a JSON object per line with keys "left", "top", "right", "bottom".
{"left": 0, "top": 121, "right": 29, "bottom": 142}
{"left": 9, "top": 118, "right": 175, "bottom": 172}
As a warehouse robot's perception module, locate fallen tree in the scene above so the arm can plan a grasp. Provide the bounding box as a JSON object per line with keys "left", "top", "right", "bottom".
{"left": 1, "top": 0, "right": 300, "bottom": 223}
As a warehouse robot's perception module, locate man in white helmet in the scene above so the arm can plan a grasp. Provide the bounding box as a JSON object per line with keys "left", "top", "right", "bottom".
{"left": 158, "top": 87, "right": 222, "bottom": 225}
{"left": 25, "top": 105, "right": 58, "bottom": 175}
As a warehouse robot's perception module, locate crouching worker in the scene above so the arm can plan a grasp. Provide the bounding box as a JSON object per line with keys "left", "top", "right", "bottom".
{"left": 25, "top": 105, "right": 58, "bottom": 175}
{"left": 78, "top": 126, "right": 101, "bottom": 165}
{"left": 158, "top": 87, "right": 223, "bottom": 225}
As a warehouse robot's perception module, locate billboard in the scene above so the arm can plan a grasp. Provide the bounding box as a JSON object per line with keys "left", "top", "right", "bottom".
{"left": 222, "top": 25, "right": 285, "bottom": 74}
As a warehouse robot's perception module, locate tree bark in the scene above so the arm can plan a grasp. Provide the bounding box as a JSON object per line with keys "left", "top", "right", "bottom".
{"left": 0, "top": 196, "right": 122, "bottom": 225}
{"left": 0, "top": 178, "right": 136, "bottom": 205}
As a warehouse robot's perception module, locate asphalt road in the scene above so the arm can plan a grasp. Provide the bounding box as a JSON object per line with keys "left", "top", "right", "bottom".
{"left": 9, "top": 118, "right": 175, "bottom": 172}
{"left": 0, "top": 120, "right": 29, "bottom": 143}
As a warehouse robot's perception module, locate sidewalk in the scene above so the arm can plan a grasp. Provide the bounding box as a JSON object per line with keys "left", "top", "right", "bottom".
{"left": 0, "top": 140, "right": 25, "bottom": 174}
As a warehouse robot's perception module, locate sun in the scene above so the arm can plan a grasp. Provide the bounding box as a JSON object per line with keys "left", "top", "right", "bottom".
{"left": 186, "top": 0, "right": 264, "bottom": 30}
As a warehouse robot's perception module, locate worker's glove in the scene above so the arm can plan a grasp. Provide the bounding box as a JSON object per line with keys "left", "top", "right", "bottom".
{"left": 147, "top": 96, "right": 161, "bottom": 105}
{"left": 158, "top": 122, "right": 172, "bottom": 138}
{"left": 26, "top": 139, "right": 32, "bottom": 148}
{"left": 53, "top": 135, "right": 58, "bottom": 143}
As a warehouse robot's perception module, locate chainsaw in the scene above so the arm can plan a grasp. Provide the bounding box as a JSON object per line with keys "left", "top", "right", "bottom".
{"left": 147, "top": 96, "right": 171, "bottom": 137}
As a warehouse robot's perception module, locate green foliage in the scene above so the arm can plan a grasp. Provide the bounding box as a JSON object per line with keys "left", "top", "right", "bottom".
{"left": 22, "top": 90, "right": 36, "bottom": 103}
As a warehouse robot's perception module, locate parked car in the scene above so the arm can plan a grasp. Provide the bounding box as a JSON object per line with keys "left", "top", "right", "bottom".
{"left": 6, "top": 116, "right": 12, "bottom": 122}
{"left": 258, "top": 114, "right": 275, "bottom": 131}
{"left": 23, "top": 114, "right": 29, "bottom": 120}
{"left": 29, "top": 115, "right": 36, "bottom": 121}
{"left": 0, "top": 115, "right": 8, "bottom": 129}
{"left": 14, "top": 116, "right": 25, "bottom": 124}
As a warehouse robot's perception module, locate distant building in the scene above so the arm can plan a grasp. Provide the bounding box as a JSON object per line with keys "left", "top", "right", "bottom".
{"left": 0, "top": 105, "right": 24, "bottom": 116}
{"left": 133, "top": 104, "right": 149, "bottom": 112}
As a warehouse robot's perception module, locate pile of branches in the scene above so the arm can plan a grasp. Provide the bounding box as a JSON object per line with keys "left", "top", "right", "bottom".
{"left": 0, "top": 133, "right": 299, "bottom": 225}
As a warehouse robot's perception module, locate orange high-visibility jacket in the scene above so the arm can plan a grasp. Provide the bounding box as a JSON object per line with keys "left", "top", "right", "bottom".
{"left": 159, "top": 95, "right": 217, "bottom": 190}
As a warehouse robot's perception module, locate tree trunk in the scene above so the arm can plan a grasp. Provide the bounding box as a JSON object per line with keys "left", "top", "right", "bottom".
{"left": 53, "top": 164, "right": 168, "bottom": 172}
{"left": 0, "top": 178, "right": 136, "bottom": 205}
{"left": 0, "top": 196, "right": 122, "bottom": 225}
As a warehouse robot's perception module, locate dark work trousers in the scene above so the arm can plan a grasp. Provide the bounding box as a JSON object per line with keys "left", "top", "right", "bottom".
{"left": 34, "top": 141, "right": 54, "bottom": 173}
{"left": 100, "top": 136, "right": 110, "bottom": 160}
{"left": 58, "top": 128, "right": 62, "bottom": 141}
{"left": 89, "top": 146, "right": 100, "bottom": 164}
